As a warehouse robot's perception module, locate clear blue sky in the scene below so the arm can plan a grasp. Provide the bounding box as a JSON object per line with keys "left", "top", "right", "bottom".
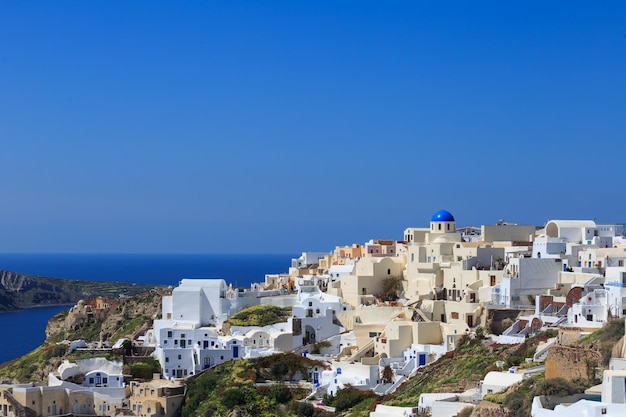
{"left": 1, "top": 1, "right": 625, "bottom": 253}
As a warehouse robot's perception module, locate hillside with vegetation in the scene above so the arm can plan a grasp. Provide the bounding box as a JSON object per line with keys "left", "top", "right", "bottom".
{"left": 226, "top": 304, "right": 292, "bottom": 327}
{"left": 0, "top": 269, "right": 159, "bottom": 311}
{"left": 0, "top": 289, "right": 164, "bottom": 382}
{"left": 182, "top": 353, "right": 325, "bottom": 417}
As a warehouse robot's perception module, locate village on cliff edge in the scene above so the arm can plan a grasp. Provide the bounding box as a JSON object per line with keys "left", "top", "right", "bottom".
{"left": 3, "top": 210, "right": 626, "bottom": 417}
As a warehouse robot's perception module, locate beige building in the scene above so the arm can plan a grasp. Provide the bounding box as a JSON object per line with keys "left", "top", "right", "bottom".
{"left": 4, "top": 384, "right": 123, "bottom": 417}
{"left": 338, "top": 257, "right": 406, "bottom": 307}
{"left": 128, "top": 380, "right": 185, "bottom": 417}
{"left": 374, "top": 321, "right": 442, "bottom": 358}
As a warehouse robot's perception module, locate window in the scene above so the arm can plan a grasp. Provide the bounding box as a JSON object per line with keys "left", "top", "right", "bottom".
{"left": 167, "top": 331, "right": 172, "bottom": 338}
{"left": 387, "top": 269, "right": 391, "bottom": 275}
{"left": 178, "top": 355, "right": 182, "bottom": 360}
{"left": 181, "top": 333, "right": 186, "bottom": 338}
{"left": 165, "top": 357, "right": 169, "bottom": 363}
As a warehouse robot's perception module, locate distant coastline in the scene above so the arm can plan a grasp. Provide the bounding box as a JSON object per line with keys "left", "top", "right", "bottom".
{"left": 0, "top": 253, "right": 294, "bottom": 363}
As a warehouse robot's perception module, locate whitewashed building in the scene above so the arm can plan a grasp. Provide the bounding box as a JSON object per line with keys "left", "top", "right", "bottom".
{"left": 146, "top": 279, "right": 243, "bottom": 379}
{"left": 291, "top": 276, "right": 351, "bottom": 347}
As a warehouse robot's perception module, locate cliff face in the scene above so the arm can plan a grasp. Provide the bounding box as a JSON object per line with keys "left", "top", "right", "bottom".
{"left": 0, "top": 289, "right": 165, "bottom": 383}
{"left": 0, "top": 269, "right": 159, "bottom": 311}
{"left": 1, "top": 269, "right": 51, "bottom": 291}
{"left": 45, "top": 291, "right": 163, "bottom": 343}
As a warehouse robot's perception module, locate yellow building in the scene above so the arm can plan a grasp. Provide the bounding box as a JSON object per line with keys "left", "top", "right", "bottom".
{"left": 128, "top": 379, "right": 185, "bottom": 417}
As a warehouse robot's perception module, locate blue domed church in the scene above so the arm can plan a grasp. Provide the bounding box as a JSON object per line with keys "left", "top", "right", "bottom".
{"left": 430, "top": 209, "right": 456, "bottom": 234}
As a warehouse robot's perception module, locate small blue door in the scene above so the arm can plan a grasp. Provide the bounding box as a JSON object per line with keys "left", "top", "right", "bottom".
{"left": 418, "top": 354, "right": 426, "bottom": 366}
{"left": 233, "top": 346, "right": 239, "bottom": 358}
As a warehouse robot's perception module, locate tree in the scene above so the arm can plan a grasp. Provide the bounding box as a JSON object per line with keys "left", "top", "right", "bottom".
{"left": 122, "top": 339, "right": 133, "bottom": 356}
{"left": 381, "top": 276, "right": 402, "bottom": 302}
{"left": 271, "top": 360, "right": 289, "bottom": 381}
{"left": 270, "top": 383, "right": 292, "bottom": 404}
{"left": 296, "top": 402, "right": 314, "bottom": 417}
{"left": 221, "top": 387, "right": 246, "bottom": 409}
{"left": 381, "top": 365, "right": 394, "bottom": 384}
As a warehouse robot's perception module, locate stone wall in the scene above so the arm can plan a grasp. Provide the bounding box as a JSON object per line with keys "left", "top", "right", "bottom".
{"left": 545, "top": 344, "right": 603, "bottom": 381}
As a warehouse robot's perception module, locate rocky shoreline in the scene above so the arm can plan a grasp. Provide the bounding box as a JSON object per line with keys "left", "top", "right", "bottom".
{"left": 0, "top": 269, "right": 159, "bottom": 311}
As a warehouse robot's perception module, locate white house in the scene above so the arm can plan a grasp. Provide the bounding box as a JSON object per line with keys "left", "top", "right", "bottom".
{"left": 319, "top": 361, "right": 379, "bottom": 396}
{"left": 481, "top": 371, "right": 524, "bottom": 398}
{"left": 53, "top": 358, "right": 124, "bottom": 388}
{"left": 496, "top": 257, "right": 564, "bottom": 308}
{"left": 370, "top": 404, "right": 415, "bottom": 417}
{"left": 291, "top": 276, "right": 351, "bottom": 347}
{"left": 146, "top": 279, "right": 244, "bottom": 379}
{"left": 160, "top": 279, "right": 232, "bottom": 326}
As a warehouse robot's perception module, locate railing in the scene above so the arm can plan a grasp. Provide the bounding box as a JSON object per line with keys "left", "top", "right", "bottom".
{"left": 533, "top": 338, "right": 557, "bottom": 362}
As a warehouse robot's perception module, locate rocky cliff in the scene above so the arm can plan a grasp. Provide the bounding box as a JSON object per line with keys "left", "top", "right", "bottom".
{"left": 0, "top": 288, "right": 165, "bottom": 383}
{"left": 0, "top": 269, "right": 158, "bottom": 311}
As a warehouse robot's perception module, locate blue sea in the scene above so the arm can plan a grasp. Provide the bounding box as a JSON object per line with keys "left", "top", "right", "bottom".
{"left": 0, "top": 253, "right": 295, "bottom": 365}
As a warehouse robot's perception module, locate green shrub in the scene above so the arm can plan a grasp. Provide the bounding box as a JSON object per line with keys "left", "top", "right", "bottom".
{"left": 45, "top": 344, "right": 68, "bottom": 359}
{"left": 503, "top": 391, "right": 526, "bottom": 417}
{"left": 323, "top": 387, "right": 377, "bottom": 412}
{"left": 127, "top": 359, "right": 161, "bottom": 379}
{"left": 271, "top": 361, "right": 289, "bottom": 381}
{"left": 457, "top": 406, "right": 474, "bottom": 417}
{"left": 507, "top": 355, "right": 522, "bottom": 367}
{"left": 227, "top": 305, "right": 292, "bottom": 327}
{"left": 297, "top": 402, "right": 314, "bottom": 417}
{"left": 221, "top": 387, "right": 246, "bottom": 409}
{"left": 270, "top": 383, "right": 292, "bottom": 403}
